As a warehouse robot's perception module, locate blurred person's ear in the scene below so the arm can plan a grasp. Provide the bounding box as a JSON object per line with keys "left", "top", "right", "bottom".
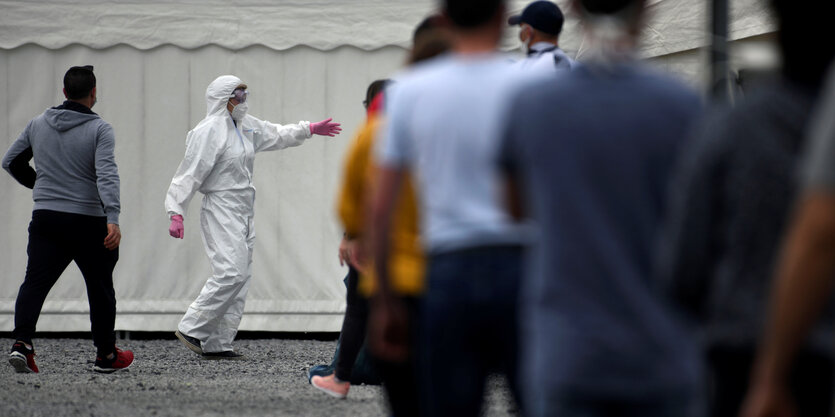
{"left": 519, "top": 24, "right": 531, "bottom": 42}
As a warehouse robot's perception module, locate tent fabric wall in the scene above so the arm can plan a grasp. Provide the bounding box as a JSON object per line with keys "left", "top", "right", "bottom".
{"left": 0, "top": 0, "right": 437, "bottom": 51}
{"left": 1, "top": 0, "right": 774, "bottom": 56}
{"left": 0, "top": 0, "right": 775, "bottom": 332}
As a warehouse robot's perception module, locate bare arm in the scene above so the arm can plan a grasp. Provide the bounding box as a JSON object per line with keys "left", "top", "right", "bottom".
{"left": 367, "top": 164, "right": 408, "bottom": 361}
{"left": 504, "top": 173, "right": 525, "bottom": 221}
{"left": 741, "top": 193, "right": 835, "bottom": 417}
{"left": 370, "top": 165, "right": 405, "bottom": 299}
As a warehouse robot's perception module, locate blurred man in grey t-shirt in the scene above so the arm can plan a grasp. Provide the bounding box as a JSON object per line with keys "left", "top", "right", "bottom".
{"left": 371, "top": 0, "right": 529, "bottom": 415}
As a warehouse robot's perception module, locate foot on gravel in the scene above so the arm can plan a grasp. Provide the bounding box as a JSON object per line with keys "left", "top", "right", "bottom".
{"left": 202, "top": 351, "right": 245, "bottom": 360}
{"left": 9, "top": 341, "right": 38, "bottom": 374}
{"left": 311, "top": 374, "right": 350, "bottom": 399}
{"left": 175, "top": 330, "right": 203, "bottom": 355}
{"left": 93, "top": 347, "right": 134, "bottom": 373}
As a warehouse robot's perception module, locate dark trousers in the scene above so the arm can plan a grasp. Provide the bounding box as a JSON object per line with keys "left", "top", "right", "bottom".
{"left": 418, "top": 245, "right": 524, "bottom": 417}
{"left": 708, "top": 346, "right": 834, "bottom": 417}
{"left": 375, "top": 296, "right": 421, "bottom": 417}
{"left": 336, "top": 267, "right": 422, "bottom": 417}
{"left": 13, "top": 210, "right": 118, "bottom": 356}
{"left": 526, "top": 395, "right": 704, "bottom": 417}
{"left": 334, "top": 266, "right": 369, "bottom": 381}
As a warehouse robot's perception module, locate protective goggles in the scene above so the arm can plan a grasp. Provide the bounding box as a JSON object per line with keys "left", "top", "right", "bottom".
{"left": 231, "top": 88, "right": 249, "bottom": 103}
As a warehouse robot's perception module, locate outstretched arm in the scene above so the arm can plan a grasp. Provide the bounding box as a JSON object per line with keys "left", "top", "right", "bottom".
{"left": 251, "top": 117, "right": 342, "bottom": 153}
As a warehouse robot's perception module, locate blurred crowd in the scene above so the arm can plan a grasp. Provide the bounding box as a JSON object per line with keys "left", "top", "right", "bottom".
{"left": 311, "top": 0, "right": 835, "bottom": 416}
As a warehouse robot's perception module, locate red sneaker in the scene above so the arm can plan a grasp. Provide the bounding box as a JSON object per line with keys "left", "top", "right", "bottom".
{"left": 9, "top": 342, "right": 38, "bottom": 373}
{"left": 93, "top": 347, "right": 134, "bottom": 373}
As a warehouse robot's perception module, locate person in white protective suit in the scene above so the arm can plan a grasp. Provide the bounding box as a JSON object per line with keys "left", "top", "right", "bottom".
{"left": 165, "top": 75, "right": 342, "bottom": 359}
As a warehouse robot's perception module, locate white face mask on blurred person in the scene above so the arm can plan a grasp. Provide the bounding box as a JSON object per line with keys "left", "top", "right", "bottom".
{"left": 520, "top": 24, "right": 534, "bottom": 53}
{"left": 230, "top": 101, "right": 248, "bottom": 121}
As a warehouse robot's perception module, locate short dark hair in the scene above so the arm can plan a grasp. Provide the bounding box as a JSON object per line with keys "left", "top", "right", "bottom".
{"left": 64, "top": 65, "right": 96, "bottom": 100}
{"left": 409, "top": 32, "right": 452, "bottom": 65}
{"left": 444, "top": 0, "right": 505, "bottom": 28}
{"left": 364, "top": 79, "right": 391, "bottom": 108}
{"left": 413, "top": 14, "right": 446, "bottom": 44}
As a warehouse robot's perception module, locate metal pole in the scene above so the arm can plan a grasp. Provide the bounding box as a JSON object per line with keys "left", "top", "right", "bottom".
{"left": 710, "top": 0, "right": 730, "bottom": 100}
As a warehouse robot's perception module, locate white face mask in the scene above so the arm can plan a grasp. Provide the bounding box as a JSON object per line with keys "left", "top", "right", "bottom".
{"left": 520, "top": 25, "right": 533, "bottom": 53}
{"left": 230, "top": 101, "right": 248, "bottom": 121}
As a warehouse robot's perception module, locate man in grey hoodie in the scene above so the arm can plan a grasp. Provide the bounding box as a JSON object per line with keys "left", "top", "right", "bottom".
{"left": 2, "top": 65, "right": 133, "bottom": 374}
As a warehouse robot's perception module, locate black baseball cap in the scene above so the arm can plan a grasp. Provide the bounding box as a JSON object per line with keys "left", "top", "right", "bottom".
{"left": 507, "top": 1, "right": 565, "bottom": 36}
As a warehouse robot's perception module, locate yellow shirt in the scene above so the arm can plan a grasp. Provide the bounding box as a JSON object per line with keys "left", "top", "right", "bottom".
{"left": 337, "top": 115, "right": 425, "bottom": 296}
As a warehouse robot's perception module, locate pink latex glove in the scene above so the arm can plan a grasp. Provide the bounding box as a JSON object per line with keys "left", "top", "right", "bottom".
{"left": 169, "top": 215, "right": 184, "bottom": 239}
{"left": 309, "top": 118, "right": 342, "bottom": 137}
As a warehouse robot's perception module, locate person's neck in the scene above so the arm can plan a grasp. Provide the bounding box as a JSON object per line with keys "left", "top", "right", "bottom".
{"left": 530, "top": 33, "right": 558, "bottom": 48}
{"left": 452, "top": 29, "right": 500, "bottom": 55}
{"left": 530, "top": 40, "right": 558, "bottom": 51}
{"left": 68, "top": 98, "right": 92, "bottom": 109}
{"left": 583, "top": 29, "right": 638, "bottom": 54}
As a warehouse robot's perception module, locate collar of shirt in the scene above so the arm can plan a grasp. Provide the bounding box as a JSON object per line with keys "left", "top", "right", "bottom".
{"left": 53, "top": 100, "right": 97, "bottom": 115}
{"left": 527, "top": 41, "right": 559, "bottom": 56}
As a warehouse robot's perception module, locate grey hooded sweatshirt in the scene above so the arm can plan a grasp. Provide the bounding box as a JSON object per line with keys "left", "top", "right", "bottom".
{"left": 2, "top": 101, "right": 120, "bottom": 224}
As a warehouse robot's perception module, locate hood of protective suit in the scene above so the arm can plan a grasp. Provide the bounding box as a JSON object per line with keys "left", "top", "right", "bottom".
{"left": 205, "top": 75, "right": 243, "bottom": 118}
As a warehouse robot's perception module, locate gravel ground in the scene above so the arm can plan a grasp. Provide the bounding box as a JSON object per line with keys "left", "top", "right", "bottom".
{"left": 0, "top": 336, "right": 519, "bottom": 417}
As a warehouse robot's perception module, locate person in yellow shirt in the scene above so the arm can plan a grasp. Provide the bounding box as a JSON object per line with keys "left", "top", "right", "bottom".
{"left": 311, "top": 18, "right": 450, "bottom": 417}
{"left": 312, "top": 81, "right": 425, "bottom": 410}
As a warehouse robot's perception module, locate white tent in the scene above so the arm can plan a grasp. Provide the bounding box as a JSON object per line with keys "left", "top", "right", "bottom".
{"left": 0, "top": 0, "right": 774, "bottom": 332}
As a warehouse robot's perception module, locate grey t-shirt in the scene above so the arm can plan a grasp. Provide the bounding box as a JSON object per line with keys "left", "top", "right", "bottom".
{"left": 377, "top": 54, "right": 529, "bottom": 253}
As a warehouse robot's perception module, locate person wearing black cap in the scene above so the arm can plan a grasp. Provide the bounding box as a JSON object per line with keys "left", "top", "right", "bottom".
{"left": 508, "top": 0, "right": 574, "bottom": 72}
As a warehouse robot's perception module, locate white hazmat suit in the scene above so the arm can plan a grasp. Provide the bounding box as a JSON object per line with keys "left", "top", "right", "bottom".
{"left": 165, "top": 75, "right": 312, "bottom": 353}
